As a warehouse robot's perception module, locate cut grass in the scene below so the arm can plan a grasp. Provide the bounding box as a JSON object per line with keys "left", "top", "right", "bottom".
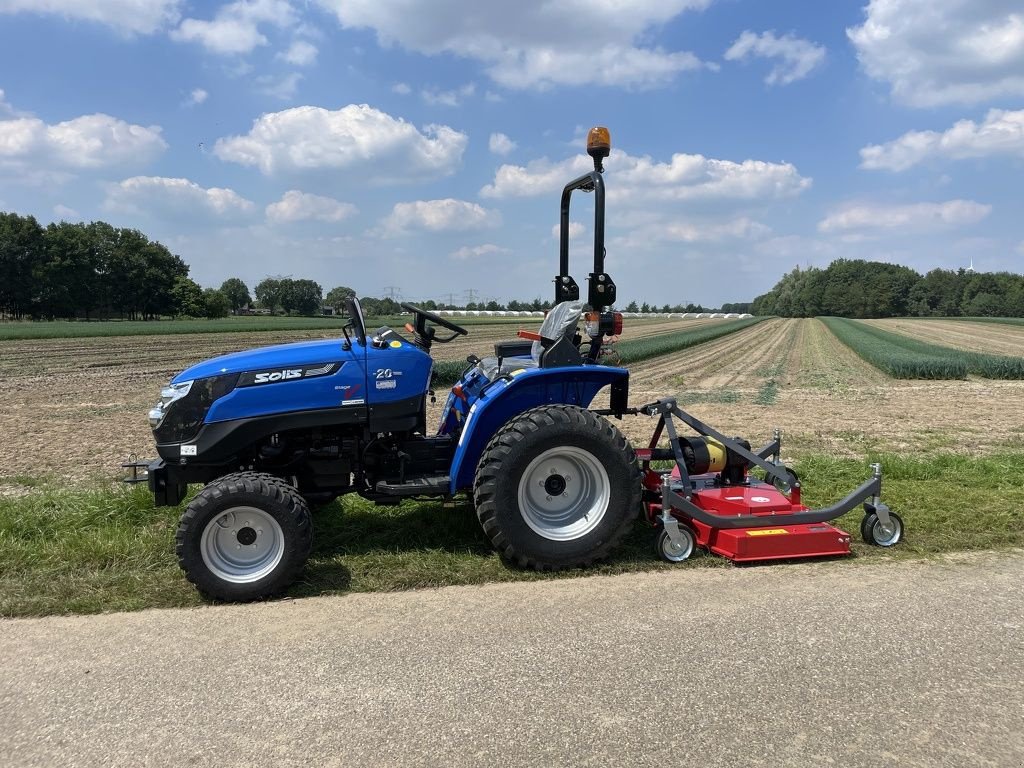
{"left": 3, "top": 450, "right": 1023, "bottom": 617}
{"left": 821, "top": 316, "right": 1024, "bottom": 379}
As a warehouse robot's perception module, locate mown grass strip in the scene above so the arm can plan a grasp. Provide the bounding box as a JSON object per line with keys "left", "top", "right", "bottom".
{"left": 4, "top": 450, "right": 1022, "bottom": 617}
{"left": 821, "top": 316, "right": 1024, "bottom": 379}
{"left": 429, "top": 317, "right": 767, "bottom": 387}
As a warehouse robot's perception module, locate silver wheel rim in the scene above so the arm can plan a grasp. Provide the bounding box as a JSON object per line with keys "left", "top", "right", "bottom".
{"left": 517, "top": 446, "right": 611, "bottom": 541}
{"left": 872, "top": 517, "right": 901, "bottom": 547}
{"left": 660, "top": 529, "right": 694, "bottom": 562}
{"left": 200, "top": 506, "right": 285, "bottom": 583}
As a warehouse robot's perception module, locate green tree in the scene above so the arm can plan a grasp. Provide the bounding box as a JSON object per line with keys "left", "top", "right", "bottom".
{"left": 324, "top": 285, "right": 357, "bottom": 312}
{"left": 0, "top": 212, "right": 44, "bottom": 319}
{"left": 255, "top": 277, "right": 284, "bottom": 313}
{"left": 624, "top": 301, "right": 639, "bottom": 313}
{"left": 203, "top": 288, "right": 231, "bottom": 318}
{"left": 172, "top": 276, "right": 205, "bottom": 318}
{"left": 280, "top": 279, "right": 322, "bottom": 315}
{"left": 219, "top": 278, "right": 251, "bottom": 312}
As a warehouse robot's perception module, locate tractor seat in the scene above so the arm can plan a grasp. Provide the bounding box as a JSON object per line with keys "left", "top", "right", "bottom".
{"left": 477, "top": 301, "right": 584, "bottom": 380}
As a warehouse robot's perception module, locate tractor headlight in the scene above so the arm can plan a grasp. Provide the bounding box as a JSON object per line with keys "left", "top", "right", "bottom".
{"left": 149, "top": 381, "right": 194, "bottom": 428}
{"left": 150, "top": 374, "right": 239, "bottom": 445}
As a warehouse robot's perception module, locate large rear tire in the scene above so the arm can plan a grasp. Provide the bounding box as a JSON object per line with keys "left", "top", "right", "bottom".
{"left": 176, "top": 472, "right": 313, "bottom": 601}
{"left": 473, "top": 405, "right": 641, "bottom": 570}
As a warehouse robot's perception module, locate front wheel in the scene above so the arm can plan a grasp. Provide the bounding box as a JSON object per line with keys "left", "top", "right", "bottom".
{"left": 656, "top": 525, "right": 695, "bottom": 563}
{"left": 861, "top": 511, "right": 904, "bottom": 547}
{"left": 176, "top": 472, "right": 313, "bottom": 601}
{"left": 474, "top": 405, "right": 641, "bottom": 570}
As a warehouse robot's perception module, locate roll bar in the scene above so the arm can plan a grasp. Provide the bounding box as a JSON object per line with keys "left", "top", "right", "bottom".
{"left": 555, "top": 169, "right": 616, "bottom": 310}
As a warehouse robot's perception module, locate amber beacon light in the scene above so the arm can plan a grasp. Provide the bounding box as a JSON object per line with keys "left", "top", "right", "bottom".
{"left": 586, "top": 126, "right": 611, "bottom": 171}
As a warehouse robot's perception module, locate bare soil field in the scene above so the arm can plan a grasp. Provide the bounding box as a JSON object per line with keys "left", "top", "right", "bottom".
{"left": 863, "top": 318, "right": 1024, "bottom": 356}
{"left": 0, "top": 319, "right": 694, "bottom": 481}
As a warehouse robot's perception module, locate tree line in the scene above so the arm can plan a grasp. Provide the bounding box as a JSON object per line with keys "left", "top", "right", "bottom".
{"left": 751, "top": 259, "right": 1024, "bottom": 318}
{"left": 2, "top": 209, "right": 751, "bottom": 321}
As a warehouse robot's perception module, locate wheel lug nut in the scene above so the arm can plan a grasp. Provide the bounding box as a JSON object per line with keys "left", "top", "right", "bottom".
{"left": 545, "top": 495, "right": 552, "bottom": 501}
{"left": 236, "top": 544, "right": 241, "bottom": 549}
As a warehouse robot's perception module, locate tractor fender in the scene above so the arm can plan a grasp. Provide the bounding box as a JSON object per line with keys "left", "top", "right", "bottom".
{"left": 449, "top": 366, "right": 628, "bottom": 493}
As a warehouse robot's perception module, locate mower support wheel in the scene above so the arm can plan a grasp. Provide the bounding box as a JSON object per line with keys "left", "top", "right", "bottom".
{"left": 861, "top": 511, "right": 904, "bottom": 547}
{"left": 657, "top": 525, "right": 695, "bottom": 563}
{"left": 176, "top": 471, "right": 313, "bottom": 601}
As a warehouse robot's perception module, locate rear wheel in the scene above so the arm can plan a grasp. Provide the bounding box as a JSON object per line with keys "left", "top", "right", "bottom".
{"left": 474, "top": 405, "right": 641, "bottom": 570}
{"left": 176, "top": 472, "right": 313, "bottom": 601}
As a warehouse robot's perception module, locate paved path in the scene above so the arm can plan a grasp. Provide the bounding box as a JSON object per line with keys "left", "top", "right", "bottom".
{"left": 2, "top": 554, "right": 1023, "bottom": 767}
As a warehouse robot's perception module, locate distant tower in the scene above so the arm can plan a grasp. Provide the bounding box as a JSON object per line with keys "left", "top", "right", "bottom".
{"left": 965, "top": 258, "right": 976, "bottom": 274}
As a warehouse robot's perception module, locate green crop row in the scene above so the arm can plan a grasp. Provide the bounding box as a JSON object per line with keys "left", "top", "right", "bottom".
{"left": 821, "top": 317, "right": 1024, "bottom": 379}
{"left": 614, "top": 316, "right": 765, "bottom": 365}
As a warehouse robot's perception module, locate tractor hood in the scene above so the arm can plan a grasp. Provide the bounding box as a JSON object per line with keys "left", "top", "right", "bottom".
{"left": 172, "top": 338, "right": 356, "bottom": 384}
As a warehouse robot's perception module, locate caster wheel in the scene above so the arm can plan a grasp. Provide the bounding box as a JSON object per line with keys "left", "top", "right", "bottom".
{"left": 656, "top": 526, "right": 695, "bottom": 563}
{"left": 861, "top": 511, "right": 903, "bottom": 547}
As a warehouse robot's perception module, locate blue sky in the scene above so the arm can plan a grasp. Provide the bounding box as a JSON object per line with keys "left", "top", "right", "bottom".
{"left": 1, "top": 0, "right": 1022, "bottom": 307}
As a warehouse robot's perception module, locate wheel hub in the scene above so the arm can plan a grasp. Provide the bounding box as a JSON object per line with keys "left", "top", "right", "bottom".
{"left": 517, "top": 447, "right": 611, "bottom": 542}
{"left": 236, "top": 526, "right": 257, "bottom": 546}
{"left": 200, "top": 506, "right": 285, "bottom": 584}
{"left": 544, "top": 474, "right": 567, "bottom": 496}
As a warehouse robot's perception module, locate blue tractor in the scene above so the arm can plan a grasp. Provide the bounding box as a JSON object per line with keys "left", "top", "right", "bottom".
{"left": 133, "top": 127, "right": 643, "bottom": 601}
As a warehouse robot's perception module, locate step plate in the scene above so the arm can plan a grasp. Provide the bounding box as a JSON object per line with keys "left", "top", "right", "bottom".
{"left": 710, "top": 523, "right": 852, "bottom": 562}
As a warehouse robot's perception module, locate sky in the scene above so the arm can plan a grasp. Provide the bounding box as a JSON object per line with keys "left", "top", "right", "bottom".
{"left": 0, "top": 0, "right": 1022, "bottom": 308}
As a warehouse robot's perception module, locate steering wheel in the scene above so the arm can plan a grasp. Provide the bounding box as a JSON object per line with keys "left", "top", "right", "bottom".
{"left": 400, "top": 302, "right": 468, "bottom": 347}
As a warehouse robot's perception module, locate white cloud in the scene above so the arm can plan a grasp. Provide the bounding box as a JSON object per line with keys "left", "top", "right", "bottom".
{"left": 818, "top": 200, "right": 991, "bottom": 234}
{"left": 392, "top": 82, "right": 411, "bottom": 95}
{"left": 482, "top": 149, "right": 811, "bottom": 202}
{"left": 450, "top": 243, "right": 512, "bottom": 260}
{"left": 214, "top": 104, "right": 467, "bottom": 181}
{"left": 848, "top": 0, "right": 1024, "bottom": 107}
{"left": 0, "top": 106, "right": 166, "bottom": 171}
{"left": 279, "top": 39, "right": 318, "bottom": 65}
{"left": 382, "top": 199, "right": 500, "bottom": 235}
{"left": 612, "top": 216, "right": 770, "bottom": 250}
{"left": 489, "top": 132, "right": 516, "bottom": 155}
{"left": 266, "top": 190, "right": 357, "bottom": 222}
{"left": 104, "top": 176, "right": 255, "bottom": 218}
{"left": 860, "top": 109, "right": 1024, "bottom": 171}
{"left": 314, "top": 0, "right": 713, "bottom": 89}
{"left": 53, "top": 204, "right": 81, "bottom": 220}
{"left": 0, "top": 0, "right": 182, "bottom": 35}
{"left": 724, "top": 30, "right": 825, "bottom": 85}
{"left": 421, "top": 83, "right": 475, "bottom": 107}
{"left": 171, "top": 0, "right": 296, "bottom": 55}
{"left": 551, "top": 221, "right": 585, "bottom": 240}
{"left": 186, "top": 88, "right": 209, "bottom": 106}
{"left": 256, "top": 72, "right": 303, "bottom": 99}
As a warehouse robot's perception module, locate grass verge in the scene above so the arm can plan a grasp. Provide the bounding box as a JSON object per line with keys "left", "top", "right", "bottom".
{"left": 821, "top": 316, "right": 1024, "bottom": 379}
{"left": 3, "top": 450, "right": 1023, "bottom": 617}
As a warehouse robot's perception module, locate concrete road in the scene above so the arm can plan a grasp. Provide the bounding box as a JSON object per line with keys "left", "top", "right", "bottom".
{"left": 2, "top": 554, "right": 1023, "bottom": 768}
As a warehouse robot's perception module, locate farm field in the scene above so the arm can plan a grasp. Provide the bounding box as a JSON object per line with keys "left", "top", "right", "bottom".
{"left": 582, "top": 318, "right": 1024, "bottom": 458}
{"left": 0, "top": 317, "right": 711, "bottom": 481}
{"left": 3, "top": 316, "right": 1023, "bottom": 483}
{"left": 864, "top": 318, "right": 1024, "bottom": 356}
